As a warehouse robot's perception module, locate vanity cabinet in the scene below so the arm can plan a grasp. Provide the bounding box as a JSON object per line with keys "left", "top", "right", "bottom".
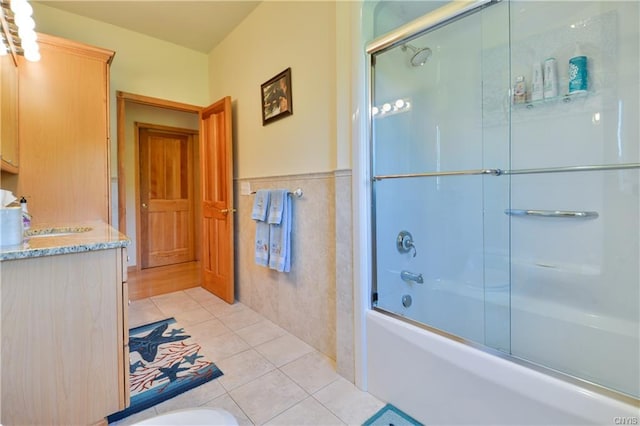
{"left": 16, "top": 33, "right": 114, "bottom": 223}
{"left": 0, "top": 52, "right": 19, "bottom": 173}
{"left": 1, "top": 245, "right": 130, "bottom": 425}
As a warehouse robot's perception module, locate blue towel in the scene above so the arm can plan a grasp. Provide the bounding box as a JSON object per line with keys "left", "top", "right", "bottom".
{"left": 269, "top": 192, "right": 291, "bottom": 272}
{"left": 255, "top": 221, "right": 270, "bottom": 267}
{"left": 251, "top": 189, "right": 270, "bottom": 221}
{"left": 253, "top": 189, "right": 271, "bottom": 267}
{"left": 267, "top": 189, "right": 287, "bottom": 224}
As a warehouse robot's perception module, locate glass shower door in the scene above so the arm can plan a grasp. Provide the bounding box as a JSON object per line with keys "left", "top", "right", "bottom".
{"left": 370, "top": 0, "right": 640, "bottom": 400}
{"left": 371, "top": 1, "right": 512, "bottom": 350}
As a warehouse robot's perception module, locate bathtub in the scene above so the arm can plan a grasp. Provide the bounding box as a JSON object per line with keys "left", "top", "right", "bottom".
{"left": 366, "top": 309, "right": 639, "bottom": 425}
{"left": 377, "top": 273, "right": 640, "bottom": 399}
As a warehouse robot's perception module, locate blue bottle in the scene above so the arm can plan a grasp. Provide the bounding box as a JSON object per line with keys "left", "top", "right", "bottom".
{"left": 569, "top": 44, "right": 588, "bottom": 93}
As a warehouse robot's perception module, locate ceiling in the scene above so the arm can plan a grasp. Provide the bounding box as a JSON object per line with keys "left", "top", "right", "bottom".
{"left": 35, "top": 1, "right": 261, "bottom": 53}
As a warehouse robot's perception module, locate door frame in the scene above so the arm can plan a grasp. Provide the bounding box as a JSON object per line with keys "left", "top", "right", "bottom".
{"left": 134, "top": 122, "right": 199, "bottom": 269}
{"left": 116, "top": 91, "right": 202, "bottom": 271}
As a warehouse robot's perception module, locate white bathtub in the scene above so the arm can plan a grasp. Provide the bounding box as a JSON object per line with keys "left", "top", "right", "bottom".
{"left": 366, "top": 310, "right": 639, "bottom": 425}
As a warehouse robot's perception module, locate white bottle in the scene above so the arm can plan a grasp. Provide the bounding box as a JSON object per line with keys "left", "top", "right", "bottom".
{"left": 543, "top": 57, "right": 559, "bottom": 99}
{"left": 20, "top": 196, "right": 31, "bottom": 231}
{"left": 531, "top": 62, "right": 544, "bottom": 101}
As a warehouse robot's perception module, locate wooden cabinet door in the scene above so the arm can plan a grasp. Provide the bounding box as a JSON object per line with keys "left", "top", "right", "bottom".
{"left": 17, "top": 34, "right": 114, "bottom": 223}
{"left": 1, "top": 250, "right": 122, "bottom": 425}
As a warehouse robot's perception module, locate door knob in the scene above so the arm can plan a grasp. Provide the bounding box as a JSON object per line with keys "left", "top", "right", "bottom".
{"left": 142, "top": 203, "right": 148, "bottom": 208}
{"left": 219, "top": 208, "right": 237, "bottom": 214}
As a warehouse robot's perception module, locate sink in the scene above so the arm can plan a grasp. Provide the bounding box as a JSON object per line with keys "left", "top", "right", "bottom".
{"left": 25, "top": 226, "right": 93, "bottom": 238}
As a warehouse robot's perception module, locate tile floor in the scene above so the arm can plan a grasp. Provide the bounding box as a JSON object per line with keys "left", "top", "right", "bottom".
{"left": 115, "top": 287, "right": 385, "bottom": 425}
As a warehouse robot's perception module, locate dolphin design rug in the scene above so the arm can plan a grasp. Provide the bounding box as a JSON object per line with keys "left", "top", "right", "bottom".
{"left": 107, "top": 317, "right": 223, "bottom": 423}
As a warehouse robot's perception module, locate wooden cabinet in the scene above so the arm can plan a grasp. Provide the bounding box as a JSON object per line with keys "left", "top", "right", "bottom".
{"left": 0, "top": 53, "right": 19, "bottom": 173}
{"left": 1, "top": 246, "right": 129, "bottom": 425}
{"left": 16, "top": 33, "right": 114, "bottom": 223}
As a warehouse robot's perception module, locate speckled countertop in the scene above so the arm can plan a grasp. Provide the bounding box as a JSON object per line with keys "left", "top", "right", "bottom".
{"left": 0, "top": 221, "right": 130, "bottom": 261}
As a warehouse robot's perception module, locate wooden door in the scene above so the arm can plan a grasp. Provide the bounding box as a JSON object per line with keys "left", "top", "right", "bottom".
{"left": 139, "top": 127, "right": 195, "bottom": 268}
{"left": 200, "top": 97, "right": 234, "bottom": 303}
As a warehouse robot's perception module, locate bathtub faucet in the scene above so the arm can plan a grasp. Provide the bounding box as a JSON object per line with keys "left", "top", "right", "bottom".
{"left": 401, "top": 270, "right": 423, "bottom": 284}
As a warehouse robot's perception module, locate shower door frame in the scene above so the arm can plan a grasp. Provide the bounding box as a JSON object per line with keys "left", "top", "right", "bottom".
{"left": 365, "top": 0, "right": 640, "bottom": 407}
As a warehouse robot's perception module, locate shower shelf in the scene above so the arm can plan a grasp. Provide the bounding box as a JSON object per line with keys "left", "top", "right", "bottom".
{"left": 515, "top": 91, "right": 589, "bottom": 109}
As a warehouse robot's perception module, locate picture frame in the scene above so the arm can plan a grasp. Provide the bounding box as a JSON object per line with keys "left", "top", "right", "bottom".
{"left": 261, "top": 68, "right": 293, "bottom": 125}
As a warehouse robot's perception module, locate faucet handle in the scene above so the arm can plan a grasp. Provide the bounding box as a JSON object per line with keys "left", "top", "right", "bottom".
{"left": 397, "top": 230, "right": 417, "bottom": 257}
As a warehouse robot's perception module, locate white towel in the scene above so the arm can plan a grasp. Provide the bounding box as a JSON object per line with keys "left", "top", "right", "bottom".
{"left": 269, "top": 192, "right": 291, "bottom": 272}
{"left": 251, "top": 189, "right": 270, "bottom": 221}
{"left": 267, "top": 189, "right": 287, "bottom": 224}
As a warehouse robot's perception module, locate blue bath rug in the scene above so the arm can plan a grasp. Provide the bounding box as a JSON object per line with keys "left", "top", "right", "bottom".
{"left": 107, "top": 317, "right": 223, "bottom": 423}
{"left": 363, "top": 403, "right": 423, "bottom": 426}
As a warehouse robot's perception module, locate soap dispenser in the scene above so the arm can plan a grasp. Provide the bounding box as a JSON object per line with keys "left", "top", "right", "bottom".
{"left": 20, "top": 197, "right": 31, "bottom": 231}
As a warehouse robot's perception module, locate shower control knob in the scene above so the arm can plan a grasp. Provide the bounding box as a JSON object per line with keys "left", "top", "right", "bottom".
{"left": 396, "top": 230, "right": 417, "bottom": 257}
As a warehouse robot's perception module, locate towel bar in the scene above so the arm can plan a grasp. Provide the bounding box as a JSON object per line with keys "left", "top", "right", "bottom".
{"left": 250, "top": 188, "right": 303, "bottom": 198}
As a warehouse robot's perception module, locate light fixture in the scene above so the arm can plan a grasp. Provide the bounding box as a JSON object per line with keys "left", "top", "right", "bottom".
{"left": 1, "top": 0, "right": 40, "bottom": 62}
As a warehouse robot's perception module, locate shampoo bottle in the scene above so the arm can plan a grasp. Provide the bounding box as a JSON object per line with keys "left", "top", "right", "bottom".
{"left": 531, "top": 62, "right": 544, "bottom": 101}
{"left": 569, "top": 43, "right": 588, "bottom": 93}
{"left": 543, "top": 57, "right": 559, "bottom": 99}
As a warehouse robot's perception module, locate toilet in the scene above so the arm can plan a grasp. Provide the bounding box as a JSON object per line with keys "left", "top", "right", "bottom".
{"left": 132, "top": 407, "right": 238, "bottom": 425}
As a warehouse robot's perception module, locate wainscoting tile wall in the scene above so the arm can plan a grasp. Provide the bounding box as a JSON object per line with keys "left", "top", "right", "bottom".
{"left": 234, "top": 170, "right": 354, "bottom": 382}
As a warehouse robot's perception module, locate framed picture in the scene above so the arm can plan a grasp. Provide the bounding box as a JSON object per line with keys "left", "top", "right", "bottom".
{"left": 261, "top": 68, "right": 293, "bottom": 125}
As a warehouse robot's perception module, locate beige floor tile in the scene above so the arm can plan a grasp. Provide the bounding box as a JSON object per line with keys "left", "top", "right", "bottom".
{"left": 217, "top": 307, "right": 265, "bottom": 331}
{"left": 153, "top": 379, "right": 227, "bottom": 414}
{"left": 216, "top": 349, "right": 276, "bottom": 391}
{"left": 173, "top": 306, "right": 215, "bottom": 327}
{"left": 236, "top": 320, "right": 287, "bottom": 347}
{"left": 203, "top": 300, "right": 248, "bottom": 318}
{"left": 199, "top": 331, "right": 251, "bottom": 362}
{"left": 313, "top": 377, "right": 385, "bottom": 426}
{"left": 280, "top": 351, "right": 340, "bottom": 394}
{"left": 203, "top": 393, "right": 254, "bottom": 426}
{"left": 185, "top": 318, "right": 231, "bottom": 341}
{"left": 264, "top": 396, "right": 345, "bottom": 426}
{"left": 151, "top": 291, "right": 202, "bottom": 316}
{"left": 184, "top": 286, "right": 226, "bottom": 304}
{"left": 229, "top": 370, "right": 307, "bottom": 425}
{"left": 128, "top": 299, "right": 167, "bottom": 328}
{"left": 255, "top": 333, "right": 314, "bottom": 367}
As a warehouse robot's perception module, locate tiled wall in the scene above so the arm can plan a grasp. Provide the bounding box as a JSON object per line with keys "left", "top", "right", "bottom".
{"left": 234, "top": 170, "right": 354, "bottom": 381}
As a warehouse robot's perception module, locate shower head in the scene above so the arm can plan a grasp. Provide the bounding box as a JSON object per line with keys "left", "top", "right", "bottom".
{"left": 402, "top": 43, "right": 432, "bottom": 67}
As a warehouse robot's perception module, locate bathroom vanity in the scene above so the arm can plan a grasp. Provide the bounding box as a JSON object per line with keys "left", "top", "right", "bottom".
{"left": 0, "top": 222, "right": 130, "bottom": 425}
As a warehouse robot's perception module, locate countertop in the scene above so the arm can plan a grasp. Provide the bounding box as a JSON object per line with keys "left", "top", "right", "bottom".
{"left": 0, "top": 221, "right": 130, "bottom": 261}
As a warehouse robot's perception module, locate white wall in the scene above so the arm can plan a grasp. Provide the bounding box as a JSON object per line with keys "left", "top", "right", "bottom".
{"left": 208, "top": 1, "right": 338, "bottom": 178}
{"left": 32, "top": 4, "right": 209, "bottom": 107}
